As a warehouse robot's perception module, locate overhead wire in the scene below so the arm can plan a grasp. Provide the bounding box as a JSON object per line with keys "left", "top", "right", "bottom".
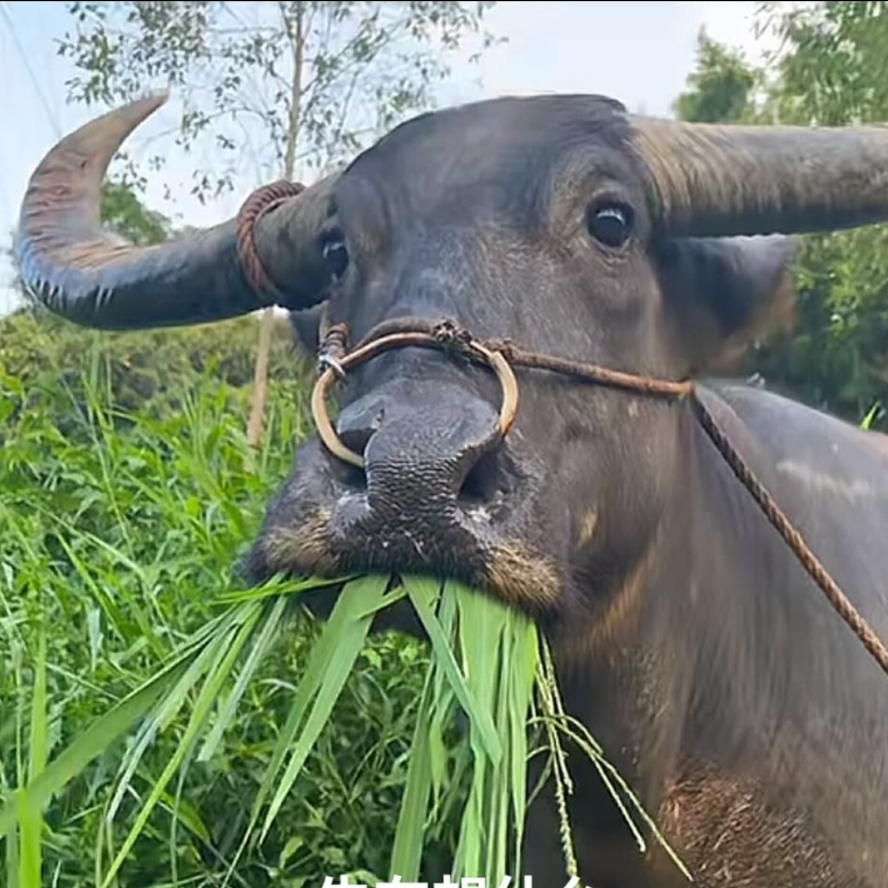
{"left": 0, "top": 0, "right": 62, "bottom": 138}
{"left": 0, "top": 0, "right": 63, "bottom": 314}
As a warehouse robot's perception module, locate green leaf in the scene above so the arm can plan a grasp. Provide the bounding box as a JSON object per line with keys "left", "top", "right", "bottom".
{"left": 0, "top": 655, "right": 192, "bottom": 838}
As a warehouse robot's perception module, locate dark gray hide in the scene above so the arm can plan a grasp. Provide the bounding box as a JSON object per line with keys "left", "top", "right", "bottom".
{"left": 16, "top": 91, "right": 888, "bottom": 887}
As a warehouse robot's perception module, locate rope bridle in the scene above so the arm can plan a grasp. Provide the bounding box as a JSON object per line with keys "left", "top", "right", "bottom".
{"left": 236, "top": 183, "right": 888, "bottom": 681}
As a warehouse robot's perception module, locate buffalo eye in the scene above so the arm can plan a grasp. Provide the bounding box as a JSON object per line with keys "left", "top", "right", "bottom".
{"left": 587, "top": 201, "right": 634, "bottom": 249}
{"left": 321, "top": 231, "right": 349, "bottom": 280}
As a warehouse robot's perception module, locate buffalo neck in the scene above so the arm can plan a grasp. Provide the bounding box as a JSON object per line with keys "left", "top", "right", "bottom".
{"left": 543, "top": 380, "right": 888, "bottom": 874}
{"left": 540, "top": 385, "right": 815, "bottom": 841}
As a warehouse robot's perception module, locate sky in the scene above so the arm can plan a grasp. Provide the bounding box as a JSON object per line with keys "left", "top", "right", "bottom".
{"left": 0, "top": 0, "right": 781, "bottom": 316}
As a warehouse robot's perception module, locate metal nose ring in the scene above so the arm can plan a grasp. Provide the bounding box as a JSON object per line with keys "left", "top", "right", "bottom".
{"left": 310, "top": 329, "right": 519, "bottom": 469}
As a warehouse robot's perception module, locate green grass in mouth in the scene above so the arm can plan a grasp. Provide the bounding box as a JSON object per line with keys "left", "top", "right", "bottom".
{"left": 1, "top": 572, "right": 689, "bottom": 886}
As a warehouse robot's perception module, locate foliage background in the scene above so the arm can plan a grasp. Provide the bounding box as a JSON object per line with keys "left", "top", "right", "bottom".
{"left": 673, "top": 3, "right": 888, "bottom": 427}
{"left": 6, "top": 1, "right": 888, "bottom": 884}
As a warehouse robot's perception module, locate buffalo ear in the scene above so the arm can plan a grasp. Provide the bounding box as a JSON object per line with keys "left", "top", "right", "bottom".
{"left": 656, "top": 234, "right": 799, "bottom": 373}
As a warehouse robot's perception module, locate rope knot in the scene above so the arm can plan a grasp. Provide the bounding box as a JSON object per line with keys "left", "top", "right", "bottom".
{"left": 321, "top": 322, "right": 349, "bottom": 359}
{"left": 431, "top": 319, "right": 478, "bottom": 364}
{"left": 318, "top": 321, "right": 349, "bottom": 380}
{"left": 432, "top": 318, "right": 471, "bottom": 345}
{"left": 485, "top": 337, "right": 518, "bottom": 364}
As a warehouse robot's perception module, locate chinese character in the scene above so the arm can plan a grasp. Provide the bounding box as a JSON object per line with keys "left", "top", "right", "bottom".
{"left": 377, "top": 877, "right": 427, "bottom": 888}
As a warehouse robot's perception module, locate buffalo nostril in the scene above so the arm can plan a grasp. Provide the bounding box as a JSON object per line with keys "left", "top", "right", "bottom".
{"left": 328, "top": 391, "right": 508, "bottom": 509}
{"left": 329, "top": 403, "right": 388, "bottom": 491}
{"left": 331, "top": 460, "right": 367, "bottom": 491}
{"left": 458, "top": 449, "right": 504, "bottom": 507}
{"left": 330, "top": 425, "right": 372, "bottom": 491}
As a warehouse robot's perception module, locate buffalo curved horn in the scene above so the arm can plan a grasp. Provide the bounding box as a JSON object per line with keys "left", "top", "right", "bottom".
{"left": 629, "top": 114, "right": 888, "bottom": 239}
{"left": 15, "top": 93, "right": 338, "bottom": 330}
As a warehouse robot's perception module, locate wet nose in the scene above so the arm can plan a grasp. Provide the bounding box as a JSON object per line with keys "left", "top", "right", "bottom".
{"left": 333, "top": 383, "right": 502, "bottom": 517}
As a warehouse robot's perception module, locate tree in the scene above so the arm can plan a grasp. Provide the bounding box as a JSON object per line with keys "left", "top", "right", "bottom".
{"left": 757, "top": 1, "right": 888, "bottom": 128}
{"left": 99, "top": 179, "right": 173, "bottom": 245}
{"left": 672, "top": 29, "right": 759, "bottom": 124}
{"left": 751, "top": 1, "right": 888, "bottom": 426}
{"left": 671, "top": 12, "right": 888, "bottom": 428}
{"left": 58, "top": 0, "right": 501, "bottom": 447}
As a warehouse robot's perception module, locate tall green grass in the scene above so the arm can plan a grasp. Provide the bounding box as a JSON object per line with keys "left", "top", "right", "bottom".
{"left": 1, "top": 354, "right": 445, "bottom": 885}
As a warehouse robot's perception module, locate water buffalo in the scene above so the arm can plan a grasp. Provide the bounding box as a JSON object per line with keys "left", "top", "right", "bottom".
{"left": 15, "top": 91, "right": 888, "bottom": 887}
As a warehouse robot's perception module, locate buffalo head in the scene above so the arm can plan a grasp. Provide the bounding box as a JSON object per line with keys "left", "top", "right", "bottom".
{"left": 16, "top": 91, "right": 888, "bottom": 632}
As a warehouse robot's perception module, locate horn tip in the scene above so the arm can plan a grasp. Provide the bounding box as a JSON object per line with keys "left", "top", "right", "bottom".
{"left": 113, "top": 88, "right": 171, "bottom": 131}
{"left": 15, "top": 89, "right": 174, "bottom": 278}
{"left": 138, "top": 88, "right": 171, "bottom": 114}
{"left": 24, "top": 89, "right": 171, "bottom": 185}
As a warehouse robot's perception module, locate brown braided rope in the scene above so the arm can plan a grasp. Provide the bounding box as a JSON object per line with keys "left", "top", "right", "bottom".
{"left": 689, "top": 398, "right": 888, "bottom": 675}
{"left": 310, "top": 316, "right": 888, "bottom": 679}
{"left": 235, "top": 179, "right": 306, "bottom": 299}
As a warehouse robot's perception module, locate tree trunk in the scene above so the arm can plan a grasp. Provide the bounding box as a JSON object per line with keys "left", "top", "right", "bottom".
{"left": 246, "top": 308, "right": 276, "bottom": 448}
{"left": 246, "top": 1, "right": 304, "bottom": 450}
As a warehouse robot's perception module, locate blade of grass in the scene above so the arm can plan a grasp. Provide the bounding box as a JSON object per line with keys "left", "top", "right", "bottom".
{"left": 388, "top": 669, "right": 436, "bottom": 880}
{"left": 17, "top": 629, "right": 48, "bottom": 888}
{"left": 508, "top": 618, "right": 539, "bottom": 875}
{"left": 0, "top": 651, "right": 196, "bottom": 838}
{"left": 215, "top": 573, "right": 358, "bottom": 606}
{"left": 453, "top": 584, "right": 500, "bottom": 880}
{"left": 98, "top": 601, "right": 264, "bottom": 888}
{"left": 403, "top": 577, "right": 502, "bottom": 765}
{"left": 197, "top": 595, "right": 288, "bottom": 763}
{"left": 259, "top": 575, "right": 392, "bottom": 840}
{"left": 427, "top": 588, "right": 459, "bottom": 813}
